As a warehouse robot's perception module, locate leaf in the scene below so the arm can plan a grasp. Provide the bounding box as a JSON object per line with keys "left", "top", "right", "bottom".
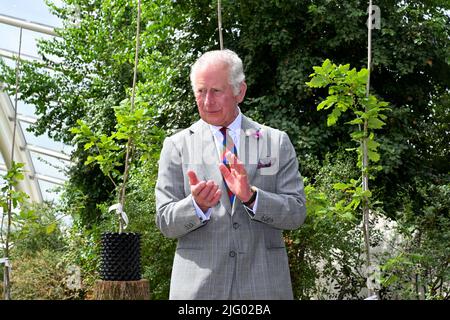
{"left": 333, "top": 182, "right": 353, "bottom": 191}
{"left": 85, "top": 156, "right": 96, "bottom": 165}
{"left": 382, "top": 275, "right": 399, "bottom": 287}
{"left": 327, "top": 108, "right": 341, "bottom": 126}
{"left": 342, "top": 211, "right": 356, "bottom": 222}
{"left": 306, "top": 74, "right": 328, "bottom": 88}
{"left": 351, "top": 199, "right": 361, "bottom": 210}
{"left": 70, "top": 127, "right": 80, "bottom": 134}
{"left": 368, "top": 150, "right": 380, "bottom": 162}
{"left": 368, "top": 117, "right": 386, "bottom": 129}
{"left": 84, "top": 141, "right": 95, "bottom": 150}
{"left": 46, "top": 222, "right": 57, "bottom": 234}
{"left": 317, "top": 100, "right": 328, "bottom": 110}
{"left": 367, "top": 139, "right": 380, "bottom": 151}
{"left": 346, "top": 118, "right": 363, "bottom": 125}
{"left": 357, "top": 68, "right": 369, "bottom": 83}
{"left": 351, "top": 131, "right": 365, "bottom": 140}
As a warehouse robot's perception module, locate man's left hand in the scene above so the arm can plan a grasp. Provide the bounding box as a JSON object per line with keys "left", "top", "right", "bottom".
{"left": 219, "top": 152, "right": 254, "bottom": 203}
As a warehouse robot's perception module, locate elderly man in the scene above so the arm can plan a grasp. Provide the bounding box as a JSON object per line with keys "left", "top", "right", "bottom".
{"left": 155, "top": 49, "right": 306, "bottom": 300}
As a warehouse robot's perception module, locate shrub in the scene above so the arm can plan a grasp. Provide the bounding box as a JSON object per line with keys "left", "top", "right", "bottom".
{"left": 10, "top": 249, "right": 68, "bottom": 300}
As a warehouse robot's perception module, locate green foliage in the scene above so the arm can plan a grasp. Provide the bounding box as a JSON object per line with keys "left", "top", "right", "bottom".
{"left": 0, "top": 0, "right": 185, "bottom": 225}
{"left": 10, "top": 202, "right": 66, "bottom": 255}
{"left": 71, "top": 98, "right": 163, "bottom": 187}
{"left": 59, "top": 215, "right": 102, "bottom": 298}
{"left": 57, "top": 140, "right": 172, "bottom": 299}
{"left": 7, "top": 205, "right": 81, "bottom": 300}
{"left": 305, "top": 61, "right": 390, "bottom": 286}
{"left": 287, "top": 154, "right": 367, "bottom": 299}
{"left": 10, "top": 249, "right": 70, "bottom": 300}
{"left": 378, "top": 179, "right": 450, "bottom": 300}
{"left": 306, "top": 59, "right": 390, "bottom": 170}
{"left": 0, "top": 162, "right": 35, "bottom": 261}
{"left": 124, "top": 161, "right": 176, "bottom": 299}
{"left": 70, "top": 97, "right": 164, "bottom": 231}
{"left": 0, "top": 162, "right": 29, "bottom": 213}
{"left": 2, "top": 200, "right": 78, "bottom": 300}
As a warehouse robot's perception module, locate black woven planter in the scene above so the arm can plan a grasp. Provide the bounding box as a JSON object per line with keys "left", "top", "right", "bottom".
{"left": 100, "top": 232, "right": 141, "bottom": 281}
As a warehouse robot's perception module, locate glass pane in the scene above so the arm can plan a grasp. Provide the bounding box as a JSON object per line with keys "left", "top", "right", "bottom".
{"left": 16, "top": 98, "right": 37, "bottom": 117}
{"left": 37, "top": 179, "right": 62, "bottom": 202}
{"left": 3, "top": 92, "right": 38, "bottom": 117}
{"left": 20, "top": 29, "right": 54, "bottom": 59}
{"left": 0, "top": 56, "right": 17, "bottom": 68}
{"left": 0, "top": 0, "right": 63, "bottom": 27}
{"left": 0, "top": 23, "right": 20, "bottom": 53}
{"left": 19, "top": 121, "right": 73, "bottom": 154}
{"left": 30, "top": 151, "right": 69, "bottom": 180}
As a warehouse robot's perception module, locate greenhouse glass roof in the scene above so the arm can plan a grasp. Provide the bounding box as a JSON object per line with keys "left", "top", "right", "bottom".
{"left": 0, "top": 0, "right": 70, "bottom": 203}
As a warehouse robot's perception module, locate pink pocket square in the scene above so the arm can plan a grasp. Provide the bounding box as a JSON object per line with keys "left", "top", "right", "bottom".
{"left": 257, "top": 159, "right": 273, "bottom": 169}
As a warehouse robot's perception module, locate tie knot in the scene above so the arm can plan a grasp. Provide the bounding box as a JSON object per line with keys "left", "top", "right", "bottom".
{"left": 220, "top": 127, "right": 228, "bottom": 136}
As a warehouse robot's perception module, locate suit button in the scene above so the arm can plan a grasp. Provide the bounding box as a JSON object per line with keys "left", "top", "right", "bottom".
{"left": 229, "top": 251, "right": 236, "bottom": 257}
{"left": 233, "top": 222, "right": 240, "bottom": 229}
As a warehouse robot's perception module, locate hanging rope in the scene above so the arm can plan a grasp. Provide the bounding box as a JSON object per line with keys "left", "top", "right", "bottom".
{"left": 217, "top": 0, "right": 224, "bottom": 49}
{"left": 130, "top": 0, "right": 141, "bottom": 113}
{"left": 114, "top": 0, "right": 141, "bottom": 233}
{"left": 10, "top": 28, "right": 22, "bottom": 164}
{"left": 363, "top": 0, "right": 374, "bottom": 299}
{"left": 366, "top": 0, "right": 373, "bottom": 97}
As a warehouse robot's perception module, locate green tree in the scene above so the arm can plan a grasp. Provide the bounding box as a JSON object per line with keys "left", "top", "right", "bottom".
{"left": 0, "top": 162, "right": 33, "bottom": 299}
{"left": 306, "top": 59, "right": 390, "bottom": 296}
{"left": 0, "top": 0, "right": 189, "bottom": 225}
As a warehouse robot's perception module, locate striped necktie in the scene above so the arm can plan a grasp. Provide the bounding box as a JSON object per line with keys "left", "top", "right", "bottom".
{"left": 219, "top": 127, "right": 237, "bottom": 204}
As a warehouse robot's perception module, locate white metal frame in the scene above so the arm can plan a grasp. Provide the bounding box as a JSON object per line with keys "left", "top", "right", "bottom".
{"left": 0, "top": 13, "right": 68, "bottom": 202}
{"left": 0, "top": 91, "right": 42, "bottom": 202}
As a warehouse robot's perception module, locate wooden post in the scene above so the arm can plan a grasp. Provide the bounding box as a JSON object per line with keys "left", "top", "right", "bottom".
{"left": 93, "top": 279, "right": 150, "bottom": 300}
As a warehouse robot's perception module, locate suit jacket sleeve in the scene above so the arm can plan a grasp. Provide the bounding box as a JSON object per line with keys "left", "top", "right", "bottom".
{"left": 155, "top": 136, "right": 205, "bottom": 239}
{"left": 250, "top": 131, "right": 307, "bottom": 230}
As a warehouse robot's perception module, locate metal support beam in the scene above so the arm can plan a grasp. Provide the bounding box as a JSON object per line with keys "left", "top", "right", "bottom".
{"left": 0, "top": 91, "right": 42, "bottom": 202}
{"left": 0, "top": 48, "right": 44, "bottom": 64}
{"left": 0, "top": 14, "right": 57, "bottom": 36}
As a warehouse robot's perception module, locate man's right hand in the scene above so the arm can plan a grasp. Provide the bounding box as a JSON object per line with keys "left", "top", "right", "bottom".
{"left": 187, "top": 170, "right": 222, "bottom": 212}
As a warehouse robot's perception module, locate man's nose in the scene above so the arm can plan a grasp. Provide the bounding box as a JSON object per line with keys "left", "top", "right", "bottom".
{"left": 204, "top": 91, "right": 214, "bottom": 107}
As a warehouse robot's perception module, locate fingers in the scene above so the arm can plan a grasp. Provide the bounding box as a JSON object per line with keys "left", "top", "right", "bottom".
{"left": 225, "top": 152, "right": 247, "bottom": 175}
{"left": 219, "top": 163, "right": 231, "bottom": 179}
{"left": 203, "top": 184, "right": 221, "bottom": 204}
{"left": 187, "top": 170, "right": 199, "bottom": 185}
{"left": 197, "top": 180, "right": 216, "bottom": 199}
{"left": 210, "top": 189, "right": 222, "bottom": 205}
{"left": 191, "top": 179, "right": 221, "bottom": 207}
{"left": 188, "top": 170, "right": 221, "bottom": 209}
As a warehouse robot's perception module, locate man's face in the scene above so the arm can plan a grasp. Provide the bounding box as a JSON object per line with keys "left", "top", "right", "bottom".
{"left": 193, "top": 62, "right": 246, "bottom": 127}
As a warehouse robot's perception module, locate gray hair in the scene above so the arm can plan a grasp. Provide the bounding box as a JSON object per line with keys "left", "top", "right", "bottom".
{"left": 190, "top": 49, "right": 245, "bottom": 96}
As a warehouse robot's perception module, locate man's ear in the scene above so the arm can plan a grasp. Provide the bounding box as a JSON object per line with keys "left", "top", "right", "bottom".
{"left": 236, "top": 81, "right": 247, "bottom": 103}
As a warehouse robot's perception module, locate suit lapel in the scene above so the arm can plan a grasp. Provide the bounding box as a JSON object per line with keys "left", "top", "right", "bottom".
{"left": 239, "top": 116, "right": 263, "bottom": 184}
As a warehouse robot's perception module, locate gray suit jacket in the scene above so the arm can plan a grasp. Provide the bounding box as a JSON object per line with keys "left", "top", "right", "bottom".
{"left": 155, "top": 115, "right": 306, "bottom": 299}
